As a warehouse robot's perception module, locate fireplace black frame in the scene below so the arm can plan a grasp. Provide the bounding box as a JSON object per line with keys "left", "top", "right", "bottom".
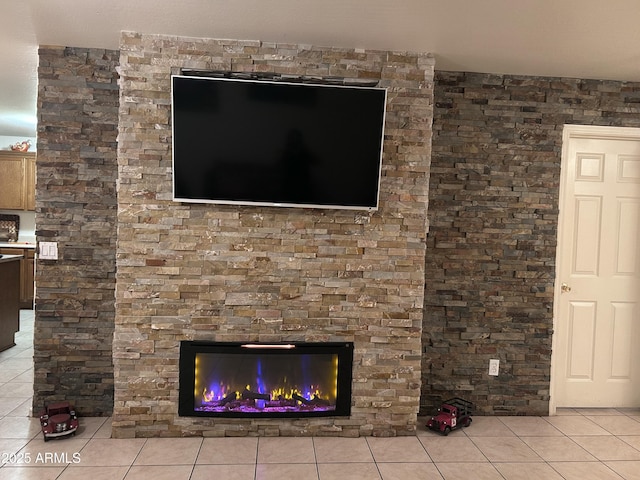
{"left": 179, "top": 341, "right": 354, "bottom": 418}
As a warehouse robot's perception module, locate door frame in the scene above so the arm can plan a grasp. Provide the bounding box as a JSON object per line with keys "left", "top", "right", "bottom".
{"left": 550, "top": 124, "right": 640, "bottom": 416}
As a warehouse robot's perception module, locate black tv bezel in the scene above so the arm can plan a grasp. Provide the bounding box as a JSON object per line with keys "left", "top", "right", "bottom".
{"left": 178, "top": 341, "right": 354, "bottom": 419}
{"left": 170, "top": 73, "right": 387, "bottom": 212}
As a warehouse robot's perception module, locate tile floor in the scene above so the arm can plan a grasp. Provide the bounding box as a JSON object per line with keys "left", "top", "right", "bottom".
{"left": 1, "top": 311, "right": 639, "bottom": 479}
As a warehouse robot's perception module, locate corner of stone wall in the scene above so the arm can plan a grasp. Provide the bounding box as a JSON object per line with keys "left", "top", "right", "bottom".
{"left": 34, "top": 45, "right": 120, "bottom": 416}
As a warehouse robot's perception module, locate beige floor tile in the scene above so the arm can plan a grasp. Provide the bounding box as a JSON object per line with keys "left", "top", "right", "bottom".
{"left": 74, "top": 417, "right": 110, "bottom": 439}
{"left": 255, "top": 462, "right": 319, "bottom": 480}
{"left": 0, "top": 383, "right": 33, "bottom": 398}
{"left": 586, "top": 415, "right": 640, "bottom": 435}
{"left": 0, "top": 416, "right": 41, "bottom": 439}
{"left": 10, "top": 370, "right": 34, "bottom": 384}
{"left": 257, "top": 437, "right": 315, "bottom": 464}
{"left": 93, "top": 418, "right": 113, "bottom": 439}
{"left": 0, "top": 397, "right": 30, "bottom": 417}
{"left": 545, "top": 415, "right": 611, "bottom": 436}
{"left": 419, "top": 436, "right": 487, "bottom": 462}
{"left": 377, "top": 462, "right": 443, "bottom": 480}
{"left": 0, "top": 466, "right": 65, "bottom": 480}
{"left": 57, "top": 465, "right": 129, "bottom": 480}
{"left": 124, "top": 464, "right": 193, "bottom": 480}
{"left": 0, "top": 371, "right": 28, "bottom": 384}
{"left": 0, "top": 349, "right": 15, "bottom": 360}
{"left": 70, "top": 438, "right": 145, "bottom": 466}
{"left": 549, "top": 461, "right": 626, "bottom": 480}
{"left": 0, "top": 358, "right": 32, "bottom": 372}
{"left": 435, "top": 462, "right": 504, "bottom": 480}
{"left": 605, "top": 460, "right": 640, "bottom": 480}
{"left": 494, "top": 462, "right": 565, "bottom": 480}
{"left": 621, "top": 435, "right": 640, "bottom": 451}
{"left": 464, "top": 416, "right": 515, "bottom": 437}
{"left": 7, "top": 349, "right": 34, "bottom": 361}
{"left": 191, "top": 464, "right": 256, "bottom": 480}
{"left": 0, "top": 437, "right": 30, "bottom": 461}
{"left": 21, "top": 436, "right": 89, "bottom": 466}
{"left": 317, "top": 462, "right": 380, "bottom": 480}
{"left": 470, "top": 437, "right": 541, "bottom": 463}
{"left": 133, "top": 437, "right": 202, "bottom": 465}
{"left": 571, "top": 435, "right": 640, "bottom": 461}
{"left": 520, "top": 436, "right": 596, "bottom": 462}
{"left": 7, "top": 397, "right": 33, "bottom": 417}
{"left": 197, "top": 437, "right": 258, "bottom": 464}
{"left": 366, "top": 436, "right": 431, "bottom": 463}
{"left": 313, "top": 437, "right": 374, "bottom": 463}
{"left": 415, "top": 417, "right": 434, "bottom": 435}
{"left": 499, "top": 416, "right": 563, "bottom": 436}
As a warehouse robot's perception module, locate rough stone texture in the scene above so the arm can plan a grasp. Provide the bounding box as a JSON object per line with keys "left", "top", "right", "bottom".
{"left": 422, "top": 72, "right": 640, "bottom": 416}
{"left": 113, "top": 33, "right": 434, "bottom": 437}
{"left": 34, "top": 46, "right": 120, "bottom": 415}
{"left": 32, "top": 43, "right": 640, "bottom": 428}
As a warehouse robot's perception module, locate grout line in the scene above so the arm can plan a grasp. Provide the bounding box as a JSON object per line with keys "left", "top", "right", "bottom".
{"left": 311, "top": 438, "right": 321, "bottom": 480}
{"left": 363, "top": 437, "right": 384, "bottom": 480}
{"left": 254, "top": 437, "right": 259, "bottom": 479}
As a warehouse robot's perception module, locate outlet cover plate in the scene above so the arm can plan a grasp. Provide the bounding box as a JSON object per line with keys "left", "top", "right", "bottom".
{"left": 39, "top": 241, "right": 58, "bottom": 260}
{"left": 489, "top": 359, "right": 500, "bottom": 376}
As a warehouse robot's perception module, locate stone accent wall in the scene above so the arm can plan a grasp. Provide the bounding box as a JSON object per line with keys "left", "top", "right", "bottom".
{"left": 34, "top": 46, "right": 120, "bottom": 415}
{"left": 113, "top": 33, "right": 434, "bottom": 437}
{"left": 423, "top": 72, "right": 640, "bottom": 415}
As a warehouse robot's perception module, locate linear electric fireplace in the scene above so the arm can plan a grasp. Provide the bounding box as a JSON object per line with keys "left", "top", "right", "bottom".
{"left": 179, "top": 341, "right": 354, "bottom": 418}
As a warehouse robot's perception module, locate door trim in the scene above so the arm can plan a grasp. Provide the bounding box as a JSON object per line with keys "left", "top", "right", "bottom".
{"left": 550, "top": 124, "right": 640, "bottom": 415}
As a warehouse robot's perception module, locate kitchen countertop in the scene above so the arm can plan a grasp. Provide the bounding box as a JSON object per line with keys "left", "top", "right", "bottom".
{"left": 0, "top": 242, "right": 35, "bottom": 249}
{"left": 0, "top": 254, "right": 23, "bottom": 263}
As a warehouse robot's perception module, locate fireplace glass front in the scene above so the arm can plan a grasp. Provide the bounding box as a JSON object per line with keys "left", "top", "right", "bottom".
{"left": 179, "top": 341, "right": 353, "bottom": 418}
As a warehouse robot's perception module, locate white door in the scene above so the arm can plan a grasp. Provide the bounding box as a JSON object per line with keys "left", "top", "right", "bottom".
{"left": 553, "top": 125, "right": 640, "bottom": 409}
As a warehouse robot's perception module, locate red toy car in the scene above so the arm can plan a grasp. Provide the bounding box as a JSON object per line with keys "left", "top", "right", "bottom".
{"left": 426, "top": 397, "right": 473, "bottom": 435}
{"left": 39, "top": 401, "right": 79, "bottom": 441}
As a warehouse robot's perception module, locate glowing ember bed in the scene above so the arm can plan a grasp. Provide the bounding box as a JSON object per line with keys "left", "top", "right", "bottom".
{"left": 179, "top": 341, "right": 354, "bottom": 418}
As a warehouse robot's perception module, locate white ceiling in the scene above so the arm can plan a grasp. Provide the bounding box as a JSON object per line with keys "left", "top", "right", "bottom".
{"left": 3, "top": 0, "right": 640, "bottom": 138}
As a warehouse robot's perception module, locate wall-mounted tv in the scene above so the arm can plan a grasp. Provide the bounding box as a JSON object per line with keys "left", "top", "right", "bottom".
{"left": 171, "top": 74, "right": 387, "bottom": 211}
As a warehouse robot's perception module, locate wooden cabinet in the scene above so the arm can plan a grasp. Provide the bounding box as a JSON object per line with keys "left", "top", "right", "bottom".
{"left": 0, "top": 256, "right": 20, "bottom": 351}
{"left": 23, "top": 249, "right": 35, "bottom": 306}
{"left": 25, "top": 155, "right": 36, "bottom": 211}
{"left": 0, "top": 151, "right": 36, "bottom": 211}
{"left": 0, "top": 247, "right": 35, "bottom": 309}
{"left": 0, "top": 154, "right": 24, "bottom": 209}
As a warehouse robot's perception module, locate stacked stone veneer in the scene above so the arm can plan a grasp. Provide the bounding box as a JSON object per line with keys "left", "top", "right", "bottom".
{"left": 34, "top": 46, "right": 119, "bottom": 415}
{"left": 422, "top": 72, "right": 640, "bottom": 415}
{"left": 113, "top": 33, "right": 434, "bottom": 437}
{"left": 32, "top": 41, "right": 640, "bottom": 429}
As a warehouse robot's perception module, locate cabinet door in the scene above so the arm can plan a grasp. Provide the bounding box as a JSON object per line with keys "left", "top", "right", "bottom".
{"left": 0, "top": 248, "right": 34, "bottom": 309}
{"left": 23, "top": 249, "right": 35, "bottom": 308}
{"left": 0, "top": 155, "right": 25, "bottom": 209}
{"left": 25, "top": 155, "right": 36, "bottom": 211}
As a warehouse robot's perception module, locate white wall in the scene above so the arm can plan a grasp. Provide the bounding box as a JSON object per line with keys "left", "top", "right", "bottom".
{"left": 0, "top": 135, "right": 36, "bottom": 152}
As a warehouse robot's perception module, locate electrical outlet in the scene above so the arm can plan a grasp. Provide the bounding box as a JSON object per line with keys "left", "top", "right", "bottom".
{"left": 489, "top": 359, "right": 500, "bottom": 376}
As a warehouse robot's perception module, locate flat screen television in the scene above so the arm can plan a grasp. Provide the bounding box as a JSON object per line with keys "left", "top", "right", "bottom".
{"left": 171, "top": 74, "right": 387, "bottom": 211}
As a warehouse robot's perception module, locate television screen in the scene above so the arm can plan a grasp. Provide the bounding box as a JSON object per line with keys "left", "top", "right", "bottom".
{"left": 171, "top": 75, "right": 387, "bottom": 211}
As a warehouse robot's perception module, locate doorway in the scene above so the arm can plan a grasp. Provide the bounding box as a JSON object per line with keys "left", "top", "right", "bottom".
{"left": 551, "top": 125, "right": 640, "bottom": 413}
